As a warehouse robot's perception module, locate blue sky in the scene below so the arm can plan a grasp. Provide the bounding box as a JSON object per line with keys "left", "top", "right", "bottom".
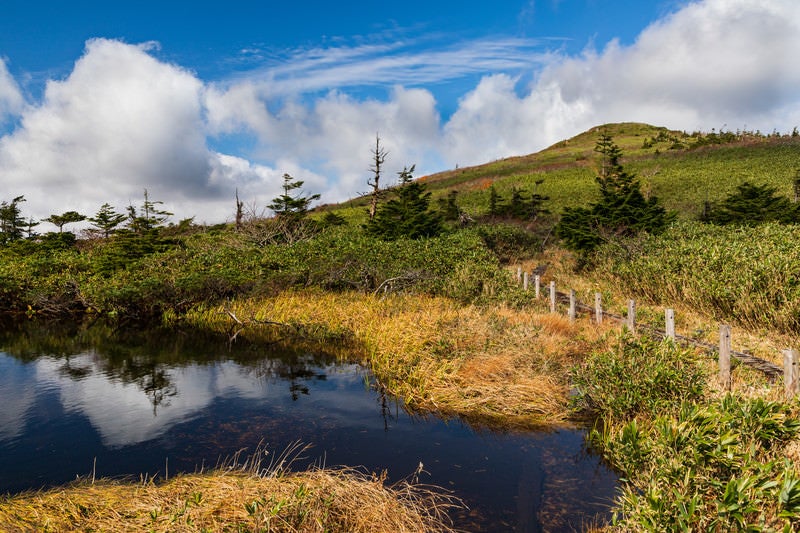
{"left": 1, "top": 0, "right": 799, "bottom": 225}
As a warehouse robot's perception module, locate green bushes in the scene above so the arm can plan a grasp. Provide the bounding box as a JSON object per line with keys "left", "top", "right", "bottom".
{"left": 2, "top": 223, "right": 518, "bottom": 319}
{"left": 571, "top": 335, "right": 706, "bottom": 420}
{"left": 259, "top": 225, "right": 511, "bottom": 301}
{"left": 596, "top": 221, "right": 800, "bottom": 334}
{"left": 473, "top": 223, "right": 541, "bottom": 264}
{"left": 573, "top": 334, "right": 800, "bottom": 531}
{"left": 604, "top": 397, "right": 800, "bottom": 531}
{"left": 573, "top": 334, "right": 800, "bottom": 530}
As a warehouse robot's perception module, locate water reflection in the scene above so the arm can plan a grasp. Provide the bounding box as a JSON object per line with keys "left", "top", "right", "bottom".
{"left": 0, "top": 321, "right": 618, "bottom": 532}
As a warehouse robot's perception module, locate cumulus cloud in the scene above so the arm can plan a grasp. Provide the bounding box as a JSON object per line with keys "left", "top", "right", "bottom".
{"left": 0, "top": 57, "right": 24, "bottom": 123}
{"left": 206, "top": 84, "right": 444, "bottom": 200}
{"left": 537, "top": 0, "right": 800, "bottom": 131}
{"left": 440, "top": 0, "right": 800, "bottom": 166}
{"left": 0, "top": 39, "right": 215, "bottom": 222}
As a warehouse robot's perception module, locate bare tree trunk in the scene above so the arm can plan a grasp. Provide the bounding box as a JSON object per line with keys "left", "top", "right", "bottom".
{"left": 235, "top": 189, "right": 244, "bottom": 230}
{"left": 368, "top": 134, "right": 387, "bottom": 220}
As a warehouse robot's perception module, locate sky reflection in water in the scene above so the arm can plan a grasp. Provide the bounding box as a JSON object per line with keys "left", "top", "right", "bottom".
{"left": 0, "top": 326, "right": 618, "bottom": 532}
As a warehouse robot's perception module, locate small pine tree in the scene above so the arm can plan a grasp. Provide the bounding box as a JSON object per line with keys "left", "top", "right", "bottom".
{"left": 127, "top": 189, "right": 172, "bottom": 234}
{"left": 43, "top": 210, "right": 86, "bottom": 233}
{"left": 0, "top": 195, "right": 27, "bottom": 244}
{"left": 437, "top": 190, "right": 461, "bottom": 221}
{"left": 89, "top": 203, "right": 127, "bottom": 238}
{"left": 556, "top": 134, "right": 673, "bottom": 254}
{"left": 702, "top": 182, "right": 800, "bottom": 225}
{"left": 268, "top": 173, "right": 320, "bottom": 221}
{"left": 488, "top": 185, "right": 505, "bottom": 217}
{"left": 366, "top": 165, "right": 442, "bottom": 240}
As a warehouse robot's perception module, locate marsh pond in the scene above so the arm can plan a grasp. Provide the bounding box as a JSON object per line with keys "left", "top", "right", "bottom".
{"left": 0, "top": 321, "right": 618, "bottom": 532}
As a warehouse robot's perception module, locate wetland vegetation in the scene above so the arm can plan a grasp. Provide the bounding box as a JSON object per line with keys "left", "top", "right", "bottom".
{"left": 2, "top": 123, "right": 800, "bottom": 530}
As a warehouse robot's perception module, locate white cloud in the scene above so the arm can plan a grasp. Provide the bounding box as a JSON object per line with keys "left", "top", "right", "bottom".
{"left": 226, "top": 37, "right": 551, "bottom": 97}
{"left": 207, "top": 84, "right": 444, "bottom": 201}
{"left": 0, "top": 39, "right": 216, "bottom": 222}
{"left": 540, "top": 0, "right": 800, "bottom": 129}
{"left": 0, "top": 57, "right": 24, "bottom": 123}
{"left": 438, "top": 0, "right": 800, "bottom": 166}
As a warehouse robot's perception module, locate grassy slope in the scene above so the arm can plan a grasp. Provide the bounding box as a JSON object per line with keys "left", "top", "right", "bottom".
{"left": 412, "top": 122, "right": 800, "bottom": 220}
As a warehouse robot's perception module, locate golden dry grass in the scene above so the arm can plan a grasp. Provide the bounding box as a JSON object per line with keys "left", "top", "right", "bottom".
{"left": 0, "top": 462, "right": 461, "bottom": 532}
{"left": 176, "top": 290, "right": 617, "bottom": 429}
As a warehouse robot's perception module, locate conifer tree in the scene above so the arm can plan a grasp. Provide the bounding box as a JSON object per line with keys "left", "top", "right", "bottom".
{"left": 88, "top": 203, "right": 127, "bottom": 238}
{"left": 488, "top": 185, "right": 504, "bottom": 217}
{"left": 556, "top": 134, "right": 673, "bottom": 254}
{"left": 366, "top": 165, "right": 442, "bottom": 240}
{"left": 437, "top": 190, "right": 461, "bottom": 221}
{"left": 127, "top": 189, "right": 172, "bottom": 234}
{"left": 268, "top": 173, "right": 320, "bottom": 221}
{"left": 43, "top": 211, "right": 86, "bottom": 233}
{"left": 701, "top": 182, "right": 800, "bottom": 225}
{"left": 0, "top": 195, "right": 27, "bottom": 244}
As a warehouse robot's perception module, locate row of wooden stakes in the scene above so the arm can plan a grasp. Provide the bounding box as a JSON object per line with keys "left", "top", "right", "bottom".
{"left": 515, "top": 267, "right": 799, "bottom": 398}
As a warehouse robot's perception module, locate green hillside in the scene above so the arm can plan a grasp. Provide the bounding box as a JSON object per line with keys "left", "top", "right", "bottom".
{"left": 416, "top": 122, "right": 800, "bottom": 221}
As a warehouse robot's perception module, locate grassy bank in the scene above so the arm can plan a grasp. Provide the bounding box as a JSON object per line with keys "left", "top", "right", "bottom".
{"left": 571, "top": 334, "right": 800, "bottom": 531}
{"left": 0, "top": 448, "right": 460, "bottom": 532}
{"left": 170, "top": 290, "right": 613, "bottom": 428}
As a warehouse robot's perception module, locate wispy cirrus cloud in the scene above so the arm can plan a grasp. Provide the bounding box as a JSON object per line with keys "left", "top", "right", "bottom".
{"left": 225, "top": 36, "right": 555, "bottom": 96}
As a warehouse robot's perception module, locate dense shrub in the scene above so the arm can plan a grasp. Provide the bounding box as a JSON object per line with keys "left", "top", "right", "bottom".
{"left": 595, "top": 221, "right": 800, "bottom": 334}
{"left": 571, "top": 334, "right": 706, "bottom": 420}
{"left": 602, "top": 396, "right": 800, "bottom": 531}
{"left": 3, "top": 224, "right": 516, "bottom": 319}
{"left": 701, "top": 181, "right": 800, "bottom": 225}
{"left": 473, "top": 223, "right": 541, "bottom": 264}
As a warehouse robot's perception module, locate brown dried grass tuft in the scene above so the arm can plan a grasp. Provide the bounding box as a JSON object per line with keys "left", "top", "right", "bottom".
{"left": 179, "top": 289, "right": 616, "bottom": 429}
{"left": 0, "top": 451, "right": 462, "bottom": 533}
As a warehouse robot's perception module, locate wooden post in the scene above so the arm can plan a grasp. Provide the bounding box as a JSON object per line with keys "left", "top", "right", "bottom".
{"left": 549, "top": 281, "right": 556, "bottom": 313}
{"left": 594, "top": 292, "right": 603, "bottom": 324}
{"left": 627, "top": 299, "right": 636, "bottom": 333}
{"left": 516, "top": 267, "right": 522, "bottom": 284}
{"left": 534, "top": 275, "right": 540, "bottom": 298}
{"left": 568, "top": 290, "right": 576, "bottom": 322}
{"left": 784, "top": 349, "right": 798, "bottom": 398}
{"left": 719, "top": 325, "right": 731, "bottom": 390}
{"left": 523, "top": 272, "right": 529, "bottom": 291}
{"left": 665, "top": 308, "right": 675, "bottom": 340}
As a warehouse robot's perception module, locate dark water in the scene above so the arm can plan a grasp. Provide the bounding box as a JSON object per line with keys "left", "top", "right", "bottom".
{"left": 0, "top": 322, "right": 618, "bottom": 532}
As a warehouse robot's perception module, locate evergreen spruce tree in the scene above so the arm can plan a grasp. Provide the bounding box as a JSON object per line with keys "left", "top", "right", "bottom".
{"left": 88, "top": 203, "right": 128, "bottom": 238}
{"left": 0, "top": 195, "right": 27, "bottom": 244}
{"left": 366, "top": 165, "right": 442, "bottom": 240}
{"left": 268, "top": 173, "right": 320, "bottom": 222}
{"left": 127, "top": 189, "right": 172, "bottom": 234}
{"left": 702, "top": 182, "right": 800, "bottom": 225}
{"left": 438, "top": 190, "right": 461, "bottom": 221}
{"left": 43, "top": 211, "right": 86, "bottom": 233}
{"left": 556, "top": 134, "right": 673, "bottom": 254}
{"left": 488, "top": 185, "right": 504, "bottom": 217}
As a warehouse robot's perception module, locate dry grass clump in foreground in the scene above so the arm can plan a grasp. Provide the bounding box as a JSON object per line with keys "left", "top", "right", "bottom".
{"left": 177, "top": 290, "right": 615, "bottom": 428}
{"left": 0, "top": 467, "right": 460, "bottom": 532}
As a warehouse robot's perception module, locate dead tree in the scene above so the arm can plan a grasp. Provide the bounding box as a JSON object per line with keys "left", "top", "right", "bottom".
{"left": 235, "top": 189, "right": 244, "bottom": 230}
{"left": 368, "top": 134, "right": 388, "bottom": 221}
